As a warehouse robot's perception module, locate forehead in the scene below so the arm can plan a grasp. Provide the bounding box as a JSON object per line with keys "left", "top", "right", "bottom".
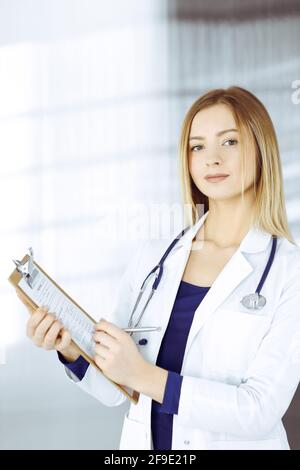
{"left": 190, "top": 104, "right": 237, "bottom": 135}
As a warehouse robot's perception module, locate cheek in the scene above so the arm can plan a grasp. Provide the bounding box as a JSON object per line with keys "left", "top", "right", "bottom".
{"left": 189, "top": 154, "right": 203, "bottom": 178}
{"left": 227, "top": 149, "right": 254, "bottom": 180}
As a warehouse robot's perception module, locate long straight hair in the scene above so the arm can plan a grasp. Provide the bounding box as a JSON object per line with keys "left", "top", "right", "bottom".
{"left": 179, "top": 86, "right": 294, "bottom": 243}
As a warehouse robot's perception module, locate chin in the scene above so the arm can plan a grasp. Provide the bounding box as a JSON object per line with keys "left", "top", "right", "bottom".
{"left": 204, "top": 190, "right": 240, "bottom": 201}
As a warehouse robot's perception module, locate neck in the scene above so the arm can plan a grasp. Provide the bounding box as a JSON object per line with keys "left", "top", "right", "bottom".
{"left": 197, "top": 190, "right": 256, "bottom": 249}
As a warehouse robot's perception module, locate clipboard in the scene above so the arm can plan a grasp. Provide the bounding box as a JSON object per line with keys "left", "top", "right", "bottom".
{"left": 8, "top": 248, "right": 139, "bottom": 404}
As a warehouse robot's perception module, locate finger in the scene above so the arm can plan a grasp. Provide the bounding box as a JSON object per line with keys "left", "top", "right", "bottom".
{"left": 94, "top": 319, "right": 122, "bottom": 339}
{"left": 33, "top": 314, "right": 57, "bottom": 346}
{"left": 55, "top": 330, "right": 72, "bottom": 352}
{"left": 93, "top": 331, "right": 117, "bottom": 349}
{"left": 94, "top": 343, "right": 111, "bottom": 360}
{"left": 42, "top": 320, "right": 63, "bottom": 350}
{"left": 94, "top": 354, "right": 105, "bottom": 371}
{"left": 26, "top": 308, "right": 49, "bottom": 338}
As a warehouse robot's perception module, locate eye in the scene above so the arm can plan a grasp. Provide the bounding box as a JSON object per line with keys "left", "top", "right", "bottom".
{"left": 191, "top": 145, "right": 204, "bottom": 152}
{"left": 222, "top": 139, "right": 238, "bottom": 146}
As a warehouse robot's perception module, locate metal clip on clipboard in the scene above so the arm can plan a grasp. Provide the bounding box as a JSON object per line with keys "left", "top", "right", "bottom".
{"left": 13, "top": 247, "right": 39, "bottom": 289}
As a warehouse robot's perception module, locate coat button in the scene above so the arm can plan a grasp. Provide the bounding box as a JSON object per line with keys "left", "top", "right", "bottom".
{"left": 184, "top": 440, "right": 190, "bottom": 445}
{"left": 138, "top": 338, "right": 148, "bottom": 346}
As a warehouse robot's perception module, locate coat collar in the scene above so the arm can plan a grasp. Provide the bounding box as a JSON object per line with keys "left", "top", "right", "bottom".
{"left": 173, "top": 210, "right": 271, "bottom": 254}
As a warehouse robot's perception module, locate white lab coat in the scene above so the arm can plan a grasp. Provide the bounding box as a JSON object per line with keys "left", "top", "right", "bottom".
{"left": 65, "top": 211, "right": 300, "bottom": 450}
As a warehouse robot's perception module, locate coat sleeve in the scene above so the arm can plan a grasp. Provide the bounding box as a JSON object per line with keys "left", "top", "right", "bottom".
{"left": 65, "top": 240, "right": 147, "bottom": 407}
{"left": 177, "top": 260, "right": 300, "bottom": 438}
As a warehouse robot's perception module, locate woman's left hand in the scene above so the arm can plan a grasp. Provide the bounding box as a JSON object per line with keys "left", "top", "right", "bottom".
{"left": 93, "top": 319, "right": 147, "bottom": 388}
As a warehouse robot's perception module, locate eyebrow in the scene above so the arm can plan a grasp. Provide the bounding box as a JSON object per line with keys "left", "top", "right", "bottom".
{"left": 189, "top": 128, "right": 238, "bottom": 141}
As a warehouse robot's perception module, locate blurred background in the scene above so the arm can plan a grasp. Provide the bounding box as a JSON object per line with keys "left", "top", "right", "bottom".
{"left": 0, "top": 0, "right": 300, "bottom": 450}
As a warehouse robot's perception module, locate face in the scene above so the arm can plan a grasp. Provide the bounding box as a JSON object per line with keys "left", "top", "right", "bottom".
{"left": 188, "top": 104, "right": 257, "bottom": 201}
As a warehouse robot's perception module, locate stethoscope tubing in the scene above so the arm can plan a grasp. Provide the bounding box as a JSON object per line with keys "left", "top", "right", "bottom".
{"left": 128, "top": 225, "right": 278, "bottom": 340}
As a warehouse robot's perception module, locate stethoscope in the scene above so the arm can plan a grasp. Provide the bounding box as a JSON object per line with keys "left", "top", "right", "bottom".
{"left": 128, "top": 226, "right": 277, "bottom": 346}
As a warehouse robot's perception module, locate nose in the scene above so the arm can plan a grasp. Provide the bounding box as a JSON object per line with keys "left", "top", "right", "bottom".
{"left": 205, "top": 157, "right": 221, "bottom": 167}
{"left": 205, "top": 148, "right": 222, "bottom": 166}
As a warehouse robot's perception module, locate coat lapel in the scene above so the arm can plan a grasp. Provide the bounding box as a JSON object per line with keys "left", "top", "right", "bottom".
{"left": 147, "top": 212, "right": 209, "bottom": 362}
{"left": 155, "top": 210, "right": 272, "bottom": 362}
{"left": 160, "top": 214, "right": 207, "bottom": 319}
{"left": 183, "top": 249, "right": 253, "bottom": 357}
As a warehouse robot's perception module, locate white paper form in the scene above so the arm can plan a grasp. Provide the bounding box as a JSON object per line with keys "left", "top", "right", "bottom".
{"left": 19, "top": 267, "right": 95, "bottom": 358}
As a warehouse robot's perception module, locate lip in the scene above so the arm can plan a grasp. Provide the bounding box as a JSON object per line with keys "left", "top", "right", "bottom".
{"left": 204, "top": 174, "right": 229, "bottom": 183}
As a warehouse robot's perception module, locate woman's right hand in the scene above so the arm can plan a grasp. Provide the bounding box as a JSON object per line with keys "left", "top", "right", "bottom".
{"left": 16, "top": 289, "right": 80, "bottom": 362}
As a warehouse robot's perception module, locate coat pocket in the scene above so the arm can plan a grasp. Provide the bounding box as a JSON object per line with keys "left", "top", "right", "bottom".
{"left": 119, "top": 412, "right": 148, "bottom": 450}
{"left": 202, "top": 307, "right": 272, "bottom": 375}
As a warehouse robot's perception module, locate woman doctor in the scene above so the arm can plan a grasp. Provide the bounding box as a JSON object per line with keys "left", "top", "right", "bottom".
{"left": 18, "top": 86, "right": 300, "bottom": 450}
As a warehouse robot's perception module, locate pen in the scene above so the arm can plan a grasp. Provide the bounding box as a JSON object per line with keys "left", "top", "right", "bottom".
{"left": 122, "top": 327, "right": 161, "bottom": 333}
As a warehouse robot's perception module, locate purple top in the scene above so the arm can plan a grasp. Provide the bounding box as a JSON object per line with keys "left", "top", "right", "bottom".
{"left": 58, "top": 351, "right": 89, "bottom": 380}
{"left": 58, "top": 279, "right": 210, "bottom": 450}
{"left": 151, "top": 280, "right": 210, "bottom": 450}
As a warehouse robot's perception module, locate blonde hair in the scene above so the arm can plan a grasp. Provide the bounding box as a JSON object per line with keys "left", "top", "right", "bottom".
{"left": 179, "top": 86, "right": 295, "bottom": 244}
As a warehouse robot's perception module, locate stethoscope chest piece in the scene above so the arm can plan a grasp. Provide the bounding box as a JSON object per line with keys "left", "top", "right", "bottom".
{"left": 240, "top": 292, "right": 266, "bottom": 310}
{"left": 239, "top": 235, "right": 277, "bottom": 311}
